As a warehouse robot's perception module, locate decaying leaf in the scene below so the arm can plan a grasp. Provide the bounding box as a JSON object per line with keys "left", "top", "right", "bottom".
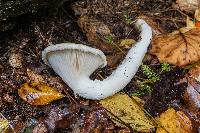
{"left": 0, "top": 113, "right": 9, "bottom": 133}
{"left": 119, "top": 39, "right": 136, "bottom": 48}
{"left": 80, "top": 106, "right": 112, "bottom": 133}
{"left": 100, "top": 93, "right": 155, "bottom": 132}
{"left": 18, "top": 83, "right": 64, "bottom": 105}
{"left": 150, "top": 28, "right": 200, "bottom": 66}
{"left": 138, "top": 15, "right": 165, "bottom": 35}
{"left": 9, "top": 51, "right": 23, "bottom": 68}
{"left": 184, "top": 81, "right": 200, "bottom": 112}
{"left": 186, "top": 16, "right": 196, "bottom": 29}
{"left": 27, "top": 68, "right": 45, "bottom": 83}
{"left": 186, "top": 11, "right": 200, "bottom": 28}
{"left": 45, "top": 104, "right": 80, "bottom": 131}
{"left": 33, "top": 123, "right": 48, "bottom": 133}
{"left": 156, "top": 108, "right": 192, "bottom": 133}
{"left": 175, "top": 0, "right": 199, "bottom": 12}
{"left": 195, "top": 9, "right": 200, "bottom": 21}
{"left": 78, "top": 15, "right": 113, "bottom": 51}
{"left": 106, "top": 53, "right": 124, "bottom": 68}
{"left": 188, "top": 64, "right": 200, "bottom": 82}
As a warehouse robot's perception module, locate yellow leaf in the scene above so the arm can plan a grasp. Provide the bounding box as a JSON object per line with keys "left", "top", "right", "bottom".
{"left": 156, "top": 108, "right": 192, "bottom": 133}
{"left": 18, "top": 83, "right": 64, "bottom": 105}
{"left": 100, "top": 93, "right": 155, "bottom": 132}
{"left": 186, "top": 16, "right": 195, "bottom": 28}
{"left": 0, "top": 113, "right": 9, "bottom": 133}
{"left": 120, "top": 39, "right": 136, "bottom": 48}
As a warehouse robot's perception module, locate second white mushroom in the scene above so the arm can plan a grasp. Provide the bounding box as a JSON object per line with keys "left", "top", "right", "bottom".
{"left": 42, "top": 19, "right": 152, "bottom": 100}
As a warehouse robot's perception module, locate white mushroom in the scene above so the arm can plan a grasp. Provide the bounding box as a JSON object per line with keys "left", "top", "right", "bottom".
{"left": 42, "top": 19, "right": 152, "bottom": 100}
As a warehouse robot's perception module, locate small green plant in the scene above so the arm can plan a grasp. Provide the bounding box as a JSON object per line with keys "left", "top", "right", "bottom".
{"left": 105, "top": 35, "right": 114, "bottom": 44}
{"left": 161, "top": 62, "right": 171, "bottom": 73}
{"left": 132, "top": 82, "right": 153, "bottom": 96}
{"left": 132, "top": 91, "right": 142, "bottom": 97}
{"left": 123, "top": 13, "right": 133, "bottom": 25}
{"left": 104, "top": 35, "right": 125, "bottom": 54}
{"left": 132, "top": 64, "right": 160, "bottom": 96}
{"left": 139, "top": 82, "right": 153, "bottom": 94}
{"left": 141, "top": 64, "right": 160, "bottom": 82}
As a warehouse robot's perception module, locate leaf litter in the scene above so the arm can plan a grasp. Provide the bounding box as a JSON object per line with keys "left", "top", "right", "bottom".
{"left": 0, "top": 0, "right": 200, "bottom": 132}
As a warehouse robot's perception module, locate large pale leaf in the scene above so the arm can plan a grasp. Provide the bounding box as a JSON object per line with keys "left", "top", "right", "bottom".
{"left": 150, "top": 28, "right": 200, "bottom": 66}
{"left": 18, "top": 83, "right": 64, "bottom": 105}
{"left": 156, "top": 108, "right": 192, "bottom": 133}
{"left": 100, "top": 93, "right": 155, "bottom": 132}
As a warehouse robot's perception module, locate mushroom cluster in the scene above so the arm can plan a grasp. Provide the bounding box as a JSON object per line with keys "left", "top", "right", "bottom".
{"left": 42, "top": 19, "right": 152, "bottom": 100}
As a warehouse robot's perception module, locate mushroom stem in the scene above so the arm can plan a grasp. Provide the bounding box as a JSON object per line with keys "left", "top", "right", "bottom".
{"left": 42, "top": 19, "right": 152, "bottom": 100}
{"left": 77, "top": 19, "right": 152, "bottom": 99}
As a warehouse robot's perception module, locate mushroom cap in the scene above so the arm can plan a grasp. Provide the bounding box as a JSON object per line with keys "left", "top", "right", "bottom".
{"left": 42, "top": 43, "right": 107, "bottom": 67}
{"left": 42, "top": 43, "right": 107, "bottom": 86}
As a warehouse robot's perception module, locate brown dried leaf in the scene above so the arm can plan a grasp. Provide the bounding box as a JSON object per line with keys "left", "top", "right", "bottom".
{"left": 156, "top": 108, "right": 192, "bottom": 133}
{"left": 80, "top": 107, "right": 111, "bottom": 133}
{"left": 150, "top": 28, "right": 200, "bottom": 66}
{"left": 184, "top": 81, "right": 200, "bottom": 112}
{"left": 175, "top": 0, "right": 199, "bottom": 12}
{"left": 107, "top": 53, "right": 123, "bottom": 68}
{"left": 45, "top": 104, "right": 80, "bottom": 131}
{"left": 33, "top": 123, "right": 48, "bottom": 133}
{"left": 138, "top": 15, "right": 165, "bottom": 35}
{"left": 18, "top": 83, "right": 64, "bottom": 105}
{"left": 78, "top": 15, "right": 113, "bottom": 51}
{"left": 9, "top": 52, "right": 23, "bottom": 68}
{"left": 188, "top": 64, "right": 200, "bottom": 82}
{"left": 27, "top": 68, "right": 45, "bottom": 83}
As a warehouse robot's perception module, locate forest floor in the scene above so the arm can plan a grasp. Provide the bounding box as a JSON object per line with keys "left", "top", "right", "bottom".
{"left": 0, "top": 0, "right": 199, "bottom": 132}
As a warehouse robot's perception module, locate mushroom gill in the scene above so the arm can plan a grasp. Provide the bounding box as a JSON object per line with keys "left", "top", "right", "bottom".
{"left": 42, "top": 19, "right": 152, "bottom": 100}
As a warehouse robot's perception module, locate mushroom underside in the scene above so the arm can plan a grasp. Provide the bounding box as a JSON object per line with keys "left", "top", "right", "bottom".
{"left": 42, "top": 19, "right": 152, "bottom": 100}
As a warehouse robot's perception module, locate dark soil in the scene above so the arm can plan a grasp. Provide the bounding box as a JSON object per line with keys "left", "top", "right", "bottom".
{"left": 0, "top": 0, "right": 198, "bottom": 132}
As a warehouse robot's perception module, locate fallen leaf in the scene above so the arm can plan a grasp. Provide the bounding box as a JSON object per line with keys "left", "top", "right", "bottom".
{"left": 188, "top": 64, "right": 200, "bottom": 82}
{"left": 131, "top": 96, "right": 145, "bottom": 106}
{"left": 186, "top": 11, "right": 200, "bottom": 28}
{"left": 175, "top": 0, "right": 199, "bottom": 12}
{"left": 78, "top": 15, "right": 113, "bottom": 51}
{"left": 33, "top": 123, "right": 48, "bottom": 133}
{"left": 107, "top": 53, "right": 123, "bottom": 68}
{"left": 186, "top": 16, "right": 196, "bottom": 29}
{"left": 150, "top": 28, "right": 200, "bottom": 66}
{"left": 18, "top": 82, "right": 64, "bottom": 105}
{"left": 138, "top": 15, "right": 165, "bottom": 35}
{"left": 0, "top": 113, "right": 9, "bottom": 133}
{"left": 156, "top": 108, "right": 192, "bottom": 133}
{"left": 184, "top": 81, "right": 200, "bottom": 112}
{"left": 9, "top": 51, "right": 23, "bottom": 68}
{"left": 27, "top": 68, "right": 45, "bottom": 83}
{"left": 120, "top": 39, "right": 136, "bottom": 48}
{"left": 45, "top": 104, "right": 80, "bottom": 131}
{"left": 100, "top": 93, "right": 155, "bottom": 132}
{"left": 80, "top": 106, "right": 111, "bottom": 133}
